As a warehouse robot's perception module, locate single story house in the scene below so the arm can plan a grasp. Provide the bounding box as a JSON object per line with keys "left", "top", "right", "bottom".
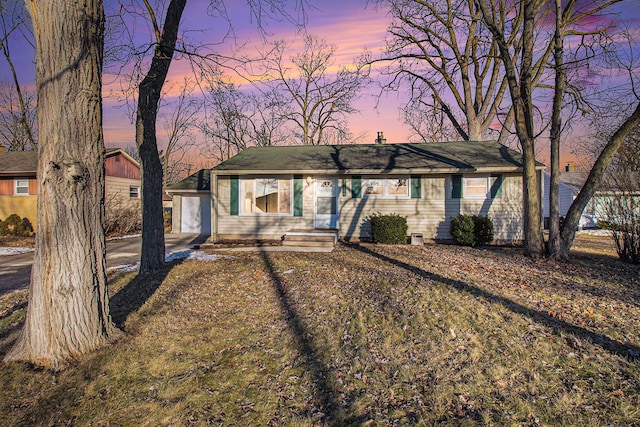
{"left": 0, "top": 148, "right": 141, "bottom": 229}
{"left": 168, "top": 140, "right": 545, "bottom": 243}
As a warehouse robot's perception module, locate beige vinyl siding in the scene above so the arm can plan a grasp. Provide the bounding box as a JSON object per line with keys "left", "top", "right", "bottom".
{"left": 341, "top": 173, "right": 523, "bottom": 242}
{"left": 215, "top": 175, "right": 314, "bottom": 240}
{"left": 105, "top": 176, "right": 141, "bottom": 201}
{"left": 443, "top": 173, "right": 524, "bottom": 241}
{"left": 340, "top": 175, "right": 447, "bottom": 241}
{"left": 171, "top": 195, "right": 182, "bottom": 233}
{"left": 214, "top": 173, "right": 525, "bottom": 242}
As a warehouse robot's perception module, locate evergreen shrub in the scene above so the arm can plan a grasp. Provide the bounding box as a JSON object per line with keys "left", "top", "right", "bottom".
{"left": 370, "top": 212, "right": 408, "bottom": 244}
{"left": 450, "top": 214, "right": 494, "bottom": 247}
{"left": 0, "top": 214, "right": 34, "bottom": 237}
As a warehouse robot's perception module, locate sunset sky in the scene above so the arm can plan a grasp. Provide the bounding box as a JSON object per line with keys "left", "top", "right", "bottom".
{"left": 2, "top": 0, "right": 639, "bottom": 169}
{"left": 99, "top": 0, "right": 402, "bottom": 150}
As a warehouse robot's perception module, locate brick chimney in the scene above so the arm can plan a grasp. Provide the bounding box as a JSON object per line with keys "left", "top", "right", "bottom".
{"left": 375, "top": 131, "right": 386, "bottom": 144}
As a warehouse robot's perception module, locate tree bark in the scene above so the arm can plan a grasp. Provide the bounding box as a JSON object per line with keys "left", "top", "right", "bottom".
{"left": 559, "top": 102, "right": 640, "bottom": 258}
{"left": 548, "top": 0, "right": 571, "bottom": 258}
{"left": 478, "top": 0, "right": 545, "bottom": 256}
{"left": 4, "top": 0, "right": 119, "bottom": 370}
{"left": 136, "top": 0, "right": 186, "bottom": 273}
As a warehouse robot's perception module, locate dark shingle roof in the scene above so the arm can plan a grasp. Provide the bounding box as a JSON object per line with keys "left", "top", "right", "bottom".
{"left": 167, "top": 169, "right": 211, "bottom": 192}
{"left": 211, "top": 141, "right": 542, "bottom": 175}
{"left": 0, "top": 151, "right": 38, "bottom": 175}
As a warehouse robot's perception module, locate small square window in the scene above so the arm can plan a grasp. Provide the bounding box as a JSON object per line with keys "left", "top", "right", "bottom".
{"left": 362, "top": 178, "right": 384, "bottom": 196}
{"left": 388, "top": 178, "right": 409, "bottom": 196}
{"left": 129, "top": 186, "right": 140, "bottom": 198}
{"left": 464, "top": 177, "right": 488, "bottom": 199}
{"left": 15, "top": 179, "right": 29, "bottom": 196}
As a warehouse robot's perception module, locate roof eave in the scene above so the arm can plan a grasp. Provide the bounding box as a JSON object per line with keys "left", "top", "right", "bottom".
{"left": 211, "top": 166, "right": 535, "bottom": 175}
{"left": 166, "top": 188, "right": 210, "bottom": 194}
{"left": 0, "top": 171, "right": 37, "bottom": 176}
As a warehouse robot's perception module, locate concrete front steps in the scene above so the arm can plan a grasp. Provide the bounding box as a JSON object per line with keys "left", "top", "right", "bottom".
{"left": 282, "top": 229, "right": 338, "bottom": 249}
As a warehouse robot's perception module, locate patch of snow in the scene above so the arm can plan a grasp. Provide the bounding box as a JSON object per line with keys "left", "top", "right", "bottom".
{"left": 576, "top": 229, "right": 611, "bottom": 236}
{"left": 0, "top": 247, "right": 34, "bottom": 256}
{"left": 108, "top": 249, "right": 232, "bottom": 274}
{"left": 107, "top": 262, "right": 140, "bottom": 274}
{"left": 106, "top": 234, "right": 142, "bottom": 241}
{"left": 166, "top": 249, "right": 232, "bottom": 262}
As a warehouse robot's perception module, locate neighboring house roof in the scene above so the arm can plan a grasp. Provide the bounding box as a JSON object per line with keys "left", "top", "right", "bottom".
{"left": 210, "top": 141, "right": 544, "bottom": 175}
{"left": 0, "top": 148, "right": 139, "bottom": 176}
{"left": 167, "top": 169, "right": 211, "bottom": 193}
{"left": 559, "top": 170, "right": 587, "bottom": 193}
{"left": 106, "top": 147, "right": 140, "bottom": 168}
{"left": 0, "top": 151, "right": 38, "bottom": 176}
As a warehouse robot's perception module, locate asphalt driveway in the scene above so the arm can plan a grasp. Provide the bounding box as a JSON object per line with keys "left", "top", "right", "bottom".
{"left": 0, "top": 234, "right": 207, "bottom": 297}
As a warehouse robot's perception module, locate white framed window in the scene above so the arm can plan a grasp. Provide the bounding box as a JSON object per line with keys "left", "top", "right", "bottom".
{"left": 129, "top": 185, "right": 140, "bottom": 198}
{"left": 241, "top": 177, "right": 292, "bottom": 214}
{"left": 362, "top": 176, "right": 409, "bottom": 198}
{"left": 464, "top": 176, "right": 489, "bottom": 199}
{"left": 14, "top": 179, "right": 29, "bottom": 196}
{"left": 455, "top": 175, "right": 502, "bottom": 199}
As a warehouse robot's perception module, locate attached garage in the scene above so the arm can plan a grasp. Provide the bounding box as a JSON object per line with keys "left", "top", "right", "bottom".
{"left": 167, "top": 169, "right": 211, "bottom": 235}
{"left": 180, "top": 194, "right": 211, "bottom": 234}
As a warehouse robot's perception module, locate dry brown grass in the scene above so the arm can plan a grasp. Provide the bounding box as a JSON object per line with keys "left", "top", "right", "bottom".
{"left": 1, "top": 235, "right": 639, "bottom": 426}
{"left": 0, "top": 236, "right": 35, "bottom": 248}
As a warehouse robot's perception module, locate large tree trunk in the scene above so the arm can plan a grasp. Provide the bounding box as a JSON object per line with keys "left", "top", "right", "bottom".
{"left": 547, "top": 0, "right": 570, "bottom": 258}
{"left": 136, "top": 0, "right": 186, "bottom": 273}
{"left": 479, "top": 0, "right": 545, "bottom": 256}
{"left": 559, "top": 102, "right": 640, "bottom": 258}
{"left": 4, "top": 0, "right": 119, "bottom": 370}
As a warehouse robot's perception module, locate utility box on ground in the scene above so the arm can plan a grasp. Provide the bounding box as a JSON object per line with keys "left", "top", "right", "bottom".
{"left": 411, "top": 233, "right": 424, "bottom": 246}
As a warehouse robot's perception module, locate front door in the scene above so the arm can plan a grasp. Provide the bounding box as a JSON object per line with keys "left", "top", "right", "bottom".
{"left": 314, "top": 177, "right": 338, "bottom": 229}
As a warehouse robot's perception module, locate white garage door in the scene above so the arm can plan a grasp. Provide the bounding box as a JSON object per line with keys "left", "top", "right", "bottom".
{"left": 181, "top": 195, "right": 211, "bottom": 234}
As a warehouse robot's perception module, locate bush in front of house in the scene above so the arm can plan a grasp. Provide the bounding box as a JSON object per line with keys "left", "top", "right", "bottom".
{"left": 450, "top": 214, "right": 476, "bottom": 246}
{"left": 370, "top": 212, "right": 408, "bottom": 244}
{"left": 472, "top": 215, "right": 494, "bottom": 246}
{"left": 450, "top": 214, "right": 494, "bottom": 247}
{"left": 0, "top": 214, "right": 34, "bottom": 237}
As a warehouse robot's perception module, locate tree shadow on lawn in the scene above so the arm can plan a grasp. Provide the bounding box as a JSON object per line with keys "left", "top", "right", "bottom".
{"left": 0, "top": 302, "right": 28, "bottom": 358}
{"left": 259, "top": 251, "right": 370, "bottom": 426}
{"left": 346, "top": 242, "right": 640, "bottom": 361}
{"left": 480, "top": 245, "right": 640, "bottom": 307}
{"left": 109, "top": 259, "right": 183, "bottom": 329}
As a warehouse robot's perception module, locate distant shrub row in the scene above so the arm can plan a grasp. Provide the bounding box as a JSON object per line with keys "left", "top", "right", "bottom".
{"left": 0, "top": 214, "right": 34, "bottom": 237}
{"left": 450, "top": 215, "right": 494, "bottom": 247}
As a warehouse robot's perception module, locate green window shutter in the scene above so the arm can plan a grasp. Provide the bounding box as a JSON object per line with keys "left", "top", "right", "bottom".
{"left": 452, "top": 174, "right": 462, "bottom": 199}
{"left": 490, "top": 174, "right": 503, "bottom": 198}
{"left": 293, "top": 175, "right": 303, "bottom": 216}
{"left": 352, "top": 176, "right": 361, "bottom": 198}
{"left": 411, "top": 175, "right": 421, "bottom": 199}
{"left": 230, "top": 175, "right": 239, "bottom": 215}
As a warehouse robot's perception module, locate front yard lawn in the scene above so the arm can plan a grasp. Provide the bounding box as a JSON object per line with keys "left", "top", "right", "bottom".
{"left": 1, "top": 237, "right": 639, "bottom": 425}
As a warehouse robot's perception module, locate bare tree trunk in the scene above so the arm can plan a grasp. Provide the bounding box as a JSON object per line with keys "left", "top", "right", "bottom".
{"left": 548, "top": 0, "right": 571, "bottom": 258}
{"left": 4, "top": 0, "right": 119, "bottom": 370}
{"left": 559, "top": 102, "right": 640, "bottom": 258}
{"left": 479, "top": 0, "right": 545, "bottom": 256}
{"left": 136, "top": 0, "right": 186, "bottom": 273}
